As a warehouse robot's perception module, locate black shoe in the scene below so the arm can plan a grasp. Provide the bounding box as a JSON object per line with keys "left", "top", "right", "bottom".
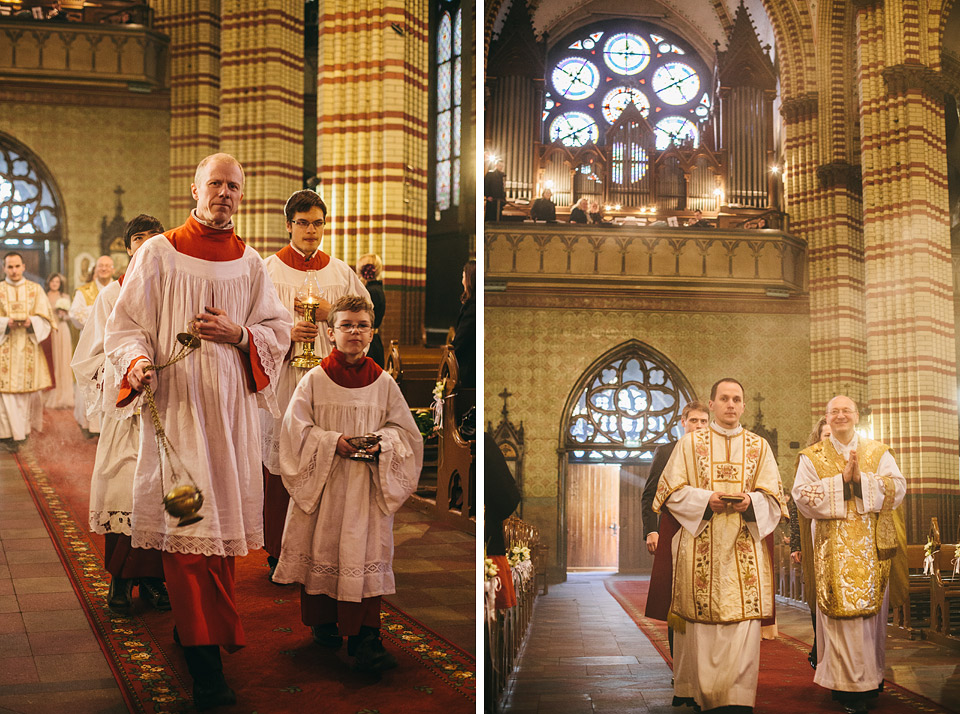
{"left": 139, "top": 578, "right": 171, "bottom": 611}
{"left": 193, "top": 674, "right": 237, "bottom": 711}
{"left": 266, "top": 556, "right": 286, "bottom": 585}
{"left": 842, "top": 703, "right": 867, "bottom": 714}
{"left": 0, "top": 438, "right": 18, "bottom": 453}
{"left": 350, "top": 626, "right": 398, "bottom": 673}
{"left": 672, "top": 696, "right": 696, "bottom": 707}
{"left": 184, "top": 645, "right": 236, "bottom": 711}
{"left": 107, "top": 577, "right": 133, "bottom": 614}
{"left": 311, "top": 623, "right": 343, "bottom": 650}
{"left": 808, "top": 649, "right": 817, "bottom": 669}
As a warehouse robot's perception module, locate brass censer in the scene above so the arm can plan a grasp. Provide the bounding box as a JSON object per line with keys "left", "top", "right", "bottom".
{"left": 290, "top": 270, "right": 325, "bottom": 370}
{"left": 145, "top": 329, "right": 204, "bottom": 526}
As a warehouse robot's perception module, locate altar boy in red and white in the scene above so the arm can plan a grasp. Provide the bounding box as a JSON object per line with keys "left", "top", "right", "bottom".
{"left": 260, "top": 189, "right": 368, "bottom": 581}
{"left": 272, "top": 295, "right": 422, "bottom": 672}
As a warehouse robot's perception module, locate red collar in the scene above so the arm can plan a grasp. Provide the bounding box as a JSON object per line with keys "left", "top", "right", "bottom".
{"left": 320, "top": 348, "right": 382, "bottom": 388}
{"left": 166, "top": 213, "right": 246, "bottom": 261}
{"left": 276, "top": 244, "right": 331, "bottom": 271}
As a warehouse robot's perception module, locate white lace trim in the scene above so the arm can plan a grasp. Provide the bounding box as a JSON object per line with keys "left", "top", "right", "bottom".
{"left": 248, "top": 326, "right": 282, "bottom": 418}
{"left": 89, "top": 510, "right": 133, "bottom": 536}
{"left": 281, "top": 554, "right": 392, "bottom": 579}
{"left": 131, "top": 529, "right": 263, "bottom": 558}
{"left": 77, "top": 365, "right": 103, "bottom": 420}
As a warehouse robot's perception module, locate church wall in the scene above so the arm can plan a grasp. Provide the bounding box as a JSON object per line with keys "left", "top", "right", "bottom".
{"left": 484, "top": 303, "right": 811, "bottom": 579}
{"left": 0, "top": 100, "right": 170, "bottom": 288}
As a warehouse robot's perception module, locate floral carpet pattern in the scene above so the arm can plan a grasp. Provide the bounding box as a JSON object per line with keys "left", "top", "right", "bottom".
{"left": 605, "top": 579, "right": 957, "bottom": 714}
{"left": 16, "top": 411, "right": 474, "bottom": 714}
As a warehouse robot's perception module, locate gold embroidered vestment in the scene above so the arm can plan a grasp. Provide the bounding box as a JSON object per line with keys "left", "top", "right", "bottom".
{"left": 0, "top": 280, "right": 53, "bottom": 392}
{"left": 653, "top": 427, "right": 786, "bottom": 624}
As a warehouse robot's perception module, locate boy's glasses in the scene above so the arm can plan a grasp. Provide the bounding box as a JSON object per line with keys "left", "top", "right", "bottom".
{"left": 292, "top": 219, "right": 325, "bottom": 228}
{"left": 335, "top": 323, "right": 372, "bottom": 334}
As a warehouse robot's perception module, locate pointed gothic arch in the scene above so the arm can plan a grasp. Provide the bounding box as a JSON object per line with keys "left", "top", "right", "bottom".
{"left": 0, "top": 133, "right": 66, "bottom": 281}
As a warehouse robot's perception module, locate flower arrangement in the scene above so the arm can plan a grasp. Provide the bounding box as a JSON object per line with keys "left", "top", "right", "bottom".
{"left": 924, "top": 538, "right": 936, "bottom": 559}
{"left": 412, "top": 408, "right": 436, "bottom": 439}
{"left": 954, "top": 543, "right": 960, "bottom": 577}
{"left": 484, "top": 557, "right": 499, "bottom": 580}
{"left": 431, "top": 378, "right": 446, "bottom": 430}
{"left": 923, "top": 538, "right": 936, "bottom": 575}
{"left": 507, "top": 545, "right": 530, "bottom": 568}
{"left": 55, "top": 296, "right": 71, "bottom": 312}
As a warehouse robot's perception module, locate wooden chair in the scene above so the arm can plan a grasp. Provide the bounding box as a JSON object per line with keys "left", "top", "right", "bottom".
{"left": 892, "top": 518, "right": 940, "bottom": 634}
{"left": 385, "top": 339, "right": 402, "bottom": 384}
{"left": 435, "top": 345, "right": 475, "bottom": 533}
{"left": 932, "top": 517, "right": 960, "bottom": 639}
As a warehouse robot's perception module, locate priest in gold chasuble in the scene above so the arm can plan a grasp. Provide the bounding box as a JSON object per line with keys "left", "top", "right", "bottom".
{"left": 0, "top": 252, "right": 54, "bottom": 447}
{"left": 792, "top": 395, "right": 906, "bottom": 714}
{"left": 653, "top": 378, "right": 786, "bottom": 711}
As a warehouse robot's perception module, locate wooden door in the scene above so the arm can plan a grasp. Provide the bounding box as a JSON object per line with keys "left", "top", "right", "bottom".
{"left": 618, "top": 464, "right": 653, "bottom": 573}
{"left": 566, "top": 463, "right": 619, "bottom": 571}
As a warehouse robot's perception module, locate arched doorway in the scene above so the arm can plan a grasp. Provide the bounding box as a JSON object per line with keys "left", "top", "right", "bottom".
{"left": 557, "top": 339, "right": 696, "bottom": 576}
{"left": 0, "top": 133, "right": 66, "bottom": 284}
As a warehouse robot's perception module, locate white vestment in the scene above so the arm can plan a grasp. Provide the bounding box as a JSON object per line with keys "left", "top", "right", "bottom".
{"left": 260, "top": 250, "right": 369, "bottom": 473}
{"left": 793, "top": 434, "right": 906, "bottom": 693}
{"left": 661, "top": 422, "right": 783, "bottom": 709}
{"left": 103, "top": 237, "right": 292, "bottom": 557}
{"left": 71, "top": 280, "right": 141, "bottom": 534}
{"left": 272, "top": 367, "right": 423, "bottom": 600}
{"left": 71, "top": 279, "right": 112, "bottom": 432}
{"left": 0, "top": 279, "right": 52, "bottom": 441}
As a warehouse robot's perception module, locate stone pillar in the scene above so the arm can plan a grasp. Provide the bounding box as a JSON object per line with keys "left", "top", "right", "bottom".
{"left": 152, "top": 0, "right": 221, "bottom": 219}
{"left": 316, "top": 1, "right": 427, "bottom": 345}
{"left": 856, "top": 2, "right": 959, "bottom": 541}
{"left": 219, "top": 0, "right": 304, "bottom": 253}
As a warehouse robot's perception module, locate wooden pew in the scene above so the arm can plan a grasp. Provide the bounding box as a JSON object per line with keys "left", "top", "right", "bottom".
{"left": 932, "top": 543, "right": 960, "bottom": 639}
{"left": 385, "top": 339, "right": 402, "bottom": 383}
{"left": 891, "top": 519, "right": 941, "bottom": 635}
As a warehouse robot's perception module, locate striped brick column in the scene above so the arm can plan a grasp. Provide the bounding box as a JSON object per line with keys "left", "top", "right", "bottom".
{"left": 316, "top": 1, "right": 428, "bottom": 345}
{"left": 220, "top": 0, "right": 304, "bottom": 253}
{"left": 152, "top": 0, "right": 221, "bottom": 219}
{"left": 856, "top": 2, "right": 959, "bottom": 541}
{"left": 782, "top": 89, "right": 868, "bottom": 420}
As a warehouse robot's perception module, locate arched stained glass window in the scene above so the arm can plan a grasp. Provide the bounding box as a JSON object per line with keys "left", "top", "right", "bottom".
{"left": 543, "top": 20, "right": 711, "bottom": 149}
{"left": 435, "top": 3, "right": 462, "bottom": 212}
{"left": 564, "top": 341, "right": 695, "bottom": 464}
{"left": 0, "top": 133, "right": 65, "bottom": 278}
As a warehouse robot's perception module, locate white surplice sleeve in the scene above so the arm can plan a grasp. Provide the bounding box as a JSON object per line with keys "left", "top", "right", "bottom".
{"left": 71, "top": 285, "right": 115, "bottom": 418}
{"left": 69, "top": 290, "right": 91, "bottom": 329}
{"left": 277, "top": 374, "right": 341, "bottom": 515}
{"left": 28, "top": 314, "right": 50, "bottom": 343}
{"left": 103, "top": 245, "right": 159, "bottom": 387}
{"left": 370, "top": 377, "right": 424, "bottom": 516}
{"left": 855, "top": 450, "right": 906, "bottom": 513}
{"left": 792, "top": 454, "right": 847, "bottom": 520}
{"left": 240, "top": 250, "right": 293, "bottom": 418}
{"left": 746, "top": 490, "right": 782, "bottom": 541}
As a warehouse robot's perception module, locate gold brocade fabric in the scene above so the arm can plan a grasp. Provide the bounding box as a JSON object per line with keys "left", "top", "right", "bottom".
{"left": 0, "top": 280, "right": 53, "bottom": 393}
{"left": 801, "top": 439, "right": 891, "bottom": 618}
{"left": 78, "top": 281, "right": 100, "bottom": 306}
{"left": 654, "top": 427, "right": 787, "bottom": 624}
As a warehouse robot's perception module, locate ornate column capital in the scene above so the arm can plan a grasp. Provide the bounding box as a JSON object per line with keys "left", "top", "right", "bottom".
{"left": 882, "top": 64, "right": 951, "bottom": 102}
{"left": 816, "top": 162, "right": 862, "bottom": 194}
{"left": 780, "top": 92, "right": 818, "bottom": 123}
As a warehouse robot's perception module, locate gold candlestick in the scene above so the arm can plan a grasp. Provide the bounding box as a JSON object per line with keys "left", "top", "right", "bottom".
{"left": 290, "top": 270, "right": 325, "bottom": 370}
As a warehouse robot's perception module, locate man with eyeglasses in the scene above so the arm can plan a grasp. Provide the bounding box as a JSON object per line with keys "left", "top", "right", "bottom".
{"left": 260, "top": 189, "right": 369, "bottom": 584}
{"left": 653, "top": 378, "right": 787, "bottom": 713}
{"left": 792, "top": 396, "right": 906, "bottom": 714}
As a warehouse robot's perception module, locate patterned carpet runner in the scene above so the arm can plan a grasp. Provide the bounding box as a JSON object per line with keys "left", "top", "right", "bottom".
{"left": 18, "top": 410, "right": 474, "bottom": 713}
{"left": 605, "top": 579, "right": 957, "bottom": 714}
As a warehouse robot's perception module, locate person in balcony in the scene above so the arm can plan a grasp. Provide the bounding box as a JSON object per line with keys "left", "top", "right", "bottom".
{"left": 569, "top": 197, "right": 589, "bottom": 224}
{"left": 588, "top": 200, "right": 606, "bottom": 224}
{"left": 529, "top": 188, "right": 556, "bottom": 222}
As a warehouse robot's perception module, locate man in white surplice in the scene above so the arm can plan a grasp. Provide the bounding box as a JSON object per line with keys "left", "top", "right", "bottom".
{"left": 653, "top": 378, "right": 786, "bottom": 712}
{"left": 792, "top": 396, "right": 906, "bottom": 714}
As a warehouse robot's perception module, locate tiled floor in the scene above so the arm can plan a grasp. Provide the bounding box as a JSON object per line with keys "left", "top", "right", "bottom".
{"left": 499, "top": 573, "right": 960, "bottom": 714}
{"left": 0, "top": 453, "right": 126, "bottom": 714}
{"left": 0, "top": 434, "right": 476, "bottom": 713}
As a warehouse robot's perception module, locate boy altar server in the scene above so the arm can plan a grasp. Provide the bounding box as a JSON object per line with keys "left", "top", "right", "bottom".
{"left": 272, "top": 295, "right": 423, "bottom": 673}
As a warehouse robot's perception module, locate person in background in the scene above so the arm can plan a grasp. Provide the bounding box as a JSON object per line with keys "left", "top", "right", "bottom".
{"left": 685, "top": 209, "right": 712, "bottom": 228}
{"left": 588, "top": 200, "right": 605, "bottom": 224}
{"left": 453, "top": 259, "right": 475, "bottom": 388}
{"left": 484, "top": 159, "right": 507, "bottom": 222}
{"left": 529, "top": 188, "right": 556, "bottom": 222}
{"left": 70, "top": 254, "right": 116, "bottom": 438}
{"left": 791, "top": 416, "right": 830, "bottom": 669}
{"left": 569, "top": 197, "right": 589, "bottom": 224}
{"left": 44, "top": 272, "right": 73, "bottom": 409}
{"left": 356, "top": 253, "right": 385, "bottom": 368}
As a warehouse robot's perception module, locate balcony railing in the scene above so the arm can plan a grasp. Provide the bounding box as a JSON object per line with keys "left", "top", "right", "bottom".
{"left": 484, "top": 223, "right": 807, "bottom": 296}
{"left": 0, "top": 17, "right": 168, "bottom": 92}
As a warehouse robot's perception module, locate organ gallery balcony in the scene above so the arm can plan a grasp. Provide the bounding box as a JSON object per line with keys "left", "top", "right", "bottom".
{"left": 484, "top": 223, "right": 807, "bottom": 302}
{"left": 0, "top": 16, "right": 168, "bottom": 95}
